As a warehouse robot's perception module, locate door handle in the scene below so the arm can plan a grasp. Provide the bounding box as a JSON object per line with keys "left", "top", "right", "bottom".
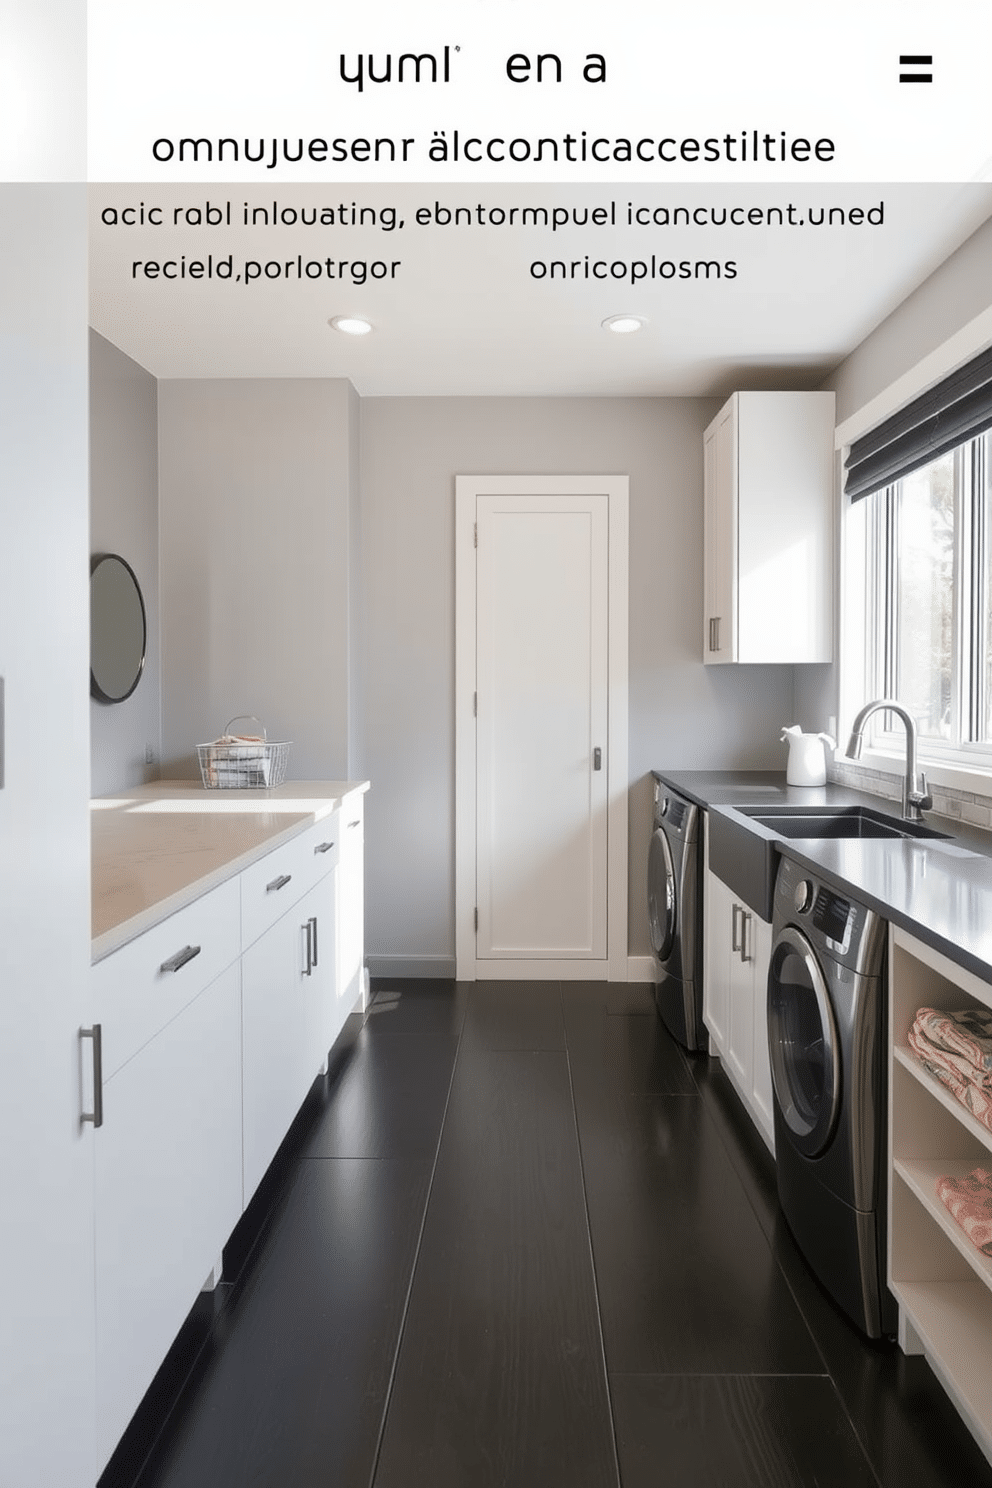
{"left": 731, "top": 902, "right": 742, "bottom": 953}
{"left": 740, "top": 911, "right": 752, "bottom": 964}
{"left": 593, "top": 747, "right": 602, "bottom": 771}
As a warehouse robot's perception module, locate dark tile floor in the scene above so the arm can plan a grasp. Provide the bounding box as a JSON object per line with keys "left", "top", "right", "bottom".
{"left": 101, "top": 980, "right": 992, "bottom": 1488}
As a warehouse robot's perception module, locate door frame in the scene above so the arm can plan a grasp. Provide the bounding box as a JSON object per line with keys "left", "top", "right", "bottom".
{"left": 455, "top": 475, "right": 629, "bottom": 981}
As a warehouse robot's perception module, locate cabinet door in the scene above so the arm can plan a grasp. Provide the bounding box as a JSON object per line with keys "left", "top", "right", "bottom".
{"left": 308, "top": 863, "right": 344, "bottom": 1059}
{"left": 726, "top": 902, "right": 753, "bottom": 1093}
{"left": 703, "top": 400, "right": 736, "bottom": 665}
{"left": 338, "top": 796, "right": 366, "bottom": 1012}
{"left": 242, "top": 881, "right": 332, "bottom": 1203}
{"left": 94, "top": 962, "right": 242, "bottom": 1470}
{"left": 703, "top": 867, "right": 734, "bottom": 1058}
{"left": 748, "top": 912, "right": 775, "bottom": 1146}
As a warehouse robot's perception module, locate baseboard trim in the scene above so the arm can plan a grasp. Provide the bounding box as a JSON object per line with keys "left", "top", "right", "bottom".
{"left": 367, "top": 954, "right": 457, "bottom": 981}
{"left": 626, "top": 955, "right": 657, "bottom": 983}
{"left": 369, "top": 954, "right": 657, "bottom": 984}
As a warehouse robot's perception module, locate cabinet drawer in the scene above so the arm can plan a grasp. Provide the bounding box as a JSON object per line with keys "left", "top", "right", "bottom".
{"left": 92, "top": 876, "right": 241, "bottom": 1081}
{"left": 240, "top": 814, "right": 340, "bottom": 949}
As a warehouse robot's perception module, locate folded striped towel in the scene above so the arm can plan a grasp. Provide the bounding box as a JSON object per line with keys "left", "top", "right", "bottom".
{"left": 936, "top": 1167, "right": 992, "bottom": 1256}
{"left": 914, "top": 1007, "right": 992, "bottom": 1085}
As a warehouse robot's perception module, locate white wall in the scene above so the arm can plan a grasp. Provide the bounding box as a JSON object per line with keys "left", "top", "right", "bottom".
{"left": 359, "top": 396, "right": 797, "bottom": 972}
{"left": 158, "top": 378, "right": 357, "bottom": 779}
{"left": 0, "top": 187, "right": 96, "bottom": 1488}
{"left": 89, "top": 330, "right": 162, "bottom": 795}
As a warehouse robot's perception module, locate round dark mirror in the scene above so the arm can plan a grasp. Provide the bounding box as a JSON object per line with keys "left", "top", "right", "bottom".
{"left": 90, "top": 554, "right": 147, "bottom": 703}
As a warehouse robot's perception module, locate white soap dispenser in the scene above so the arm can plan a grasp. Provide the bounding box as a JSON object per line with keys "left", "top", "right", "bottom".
{"left": 781, "top": 725, "right": 836, "bottom": 787}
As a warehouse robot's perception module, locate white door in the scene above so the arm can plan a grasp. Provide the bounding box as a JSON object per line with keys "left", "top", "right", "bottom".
{"left": 455, "top": 476, "right": 629, "bottom": 981}
{"left": 476, "top": 494, "right": 609, "bottom": 960}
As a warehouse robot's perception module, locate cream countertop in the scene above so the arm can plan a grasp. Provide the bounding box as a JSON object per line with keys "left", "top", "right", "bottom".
{"left": 91, "top": 780, "right": 369, "bottom": 962}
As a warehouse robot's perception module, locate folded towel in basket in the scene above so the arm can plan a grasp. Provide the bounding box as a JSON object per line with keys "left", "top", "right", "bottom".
{"left": 908, "top": 1025, "right": 992, "bottom": 1134}
{"left": 913, "top": 1006, "right": 992, "bottom": 1085}
{"left": 936, "top": 1167, "right": 992, "bottom": 1256}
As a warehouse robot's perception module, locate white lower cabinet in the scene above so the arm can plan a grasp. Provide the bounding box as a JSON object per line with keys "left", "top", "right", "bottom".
{"left": 338, "top": 794, "right": 366, "bottom": 1011}
{"left": 94, "top": 961, "right": 242, "bottom": 1469}
{"left": 703, "top": 863, "right": 775, "bottom": 1152}
{"left": 888, "top": 927, "right": 992, "bottom": 1467}
{"left": 91, "top": 787, "right": 367, "bottom": 1478}
{"left": 242, "top": 876, "right": 336, "bottom": 1203}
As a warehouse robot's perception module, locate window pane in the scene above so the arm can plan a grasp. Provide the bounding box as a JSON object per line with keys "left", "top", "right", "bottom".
{"left": 894, "top": 452, "right": 955, "bottom": 741}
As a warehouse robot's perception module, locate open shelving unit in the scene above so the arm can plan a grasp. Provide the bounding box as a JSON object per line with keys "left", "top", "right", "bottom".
{"left": 889, "top": 926, "right": 992, "bottom": 1466}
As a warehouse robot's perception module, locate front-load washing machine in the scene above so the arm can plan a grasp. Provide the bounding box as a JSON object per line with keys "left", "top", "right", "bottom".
{"left": 766, "top": 855, "right": 896, "bottom": 1338}
{"left": 648, "top": 778, "right": 705, "bottom": 1052}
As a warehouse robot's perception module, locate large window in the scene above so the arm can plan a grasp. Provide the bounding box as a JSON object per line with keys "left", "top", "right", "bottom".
{"left": 860, "top": 430, "right": 992, "bottom": 766}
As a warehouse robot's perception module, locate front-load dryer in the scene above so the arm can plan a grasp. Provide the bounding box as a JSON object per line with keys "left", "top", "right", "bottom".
{"left": 648, "top": 778, "right": 705, "bottom": 1052}
{"left": 766, "top": 855, "right": 896, "bottom": 1338}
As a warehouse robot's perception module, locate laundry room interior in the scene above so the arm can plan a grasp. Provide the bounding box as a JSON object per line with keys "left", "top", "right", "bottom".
{"left": 7, "top": 179, "right": 992, "bottom": 1488}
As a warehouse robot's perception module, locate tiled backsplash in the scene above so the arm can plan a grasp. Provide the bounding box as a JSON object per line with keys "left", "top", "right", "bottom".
{"left": 829, "top": 760, "right": 992, "bottom": 830}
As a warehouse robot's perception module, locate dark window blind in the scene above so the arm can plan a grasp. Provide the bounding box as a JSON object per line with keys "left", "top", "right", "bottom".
{"left": 845, "top": 344, "right": 992, "bottom": 501}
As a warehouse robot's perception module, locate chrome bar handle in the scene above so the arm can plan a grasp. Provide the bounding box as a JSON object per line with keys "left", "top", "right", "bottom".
{"left": 314, "top": 840, "right": 335, "bottom": 854}
{"left": 303, "top": 919, "right": 313, "bottom": 976}
{"left": 81, "top": 1025, "right": 103, "bottom": 1129}
{"left": 309, "top": 914, "right": 318, "bottom": 968}
{"left": 731, "top": 902, "right": 742, "bottom": 953}
{"left": 160, "top": 944, "right": 201, "bottom": 973}
{"left": 593, "top": 747, "right": 602, "bottom": 771}
{"left": 741, "top": 911, "right": 752, "bottom": 964}
{"left": 348, "top": 819, "right": 361, "bottom": 829}
{"left": 267, "top": 873, "right": 292, "bottom": 893}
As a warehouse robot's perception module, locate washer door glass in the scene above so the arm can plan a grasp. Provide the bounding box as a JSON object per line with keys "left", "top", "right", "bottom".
{"left": 767, "top": 927, "right": 840, "bottom": 1157}
{"left": 647, "top": 826, "right": 676, "bottom": 962}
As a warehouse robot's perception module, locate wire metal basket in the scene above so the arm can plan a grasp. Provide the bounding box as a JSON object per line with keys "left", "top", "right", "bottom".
{"left": 197, "top": 716, "right": 290, "bottom": 790}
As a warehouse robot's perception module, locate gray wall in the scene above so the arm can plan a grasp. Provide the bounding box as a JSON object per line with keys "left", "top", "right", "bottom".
{"left": 359, "top": 396, "right": 797, "bottom": 971}
{"left": 89, "top": 331, "right": 161, "bottom": 795}
{"left": 158, "top": 378, "right": 357, "bottom": 780}
{"left": 830, "top": 214, "right": 992, "bottom": 427}
{"left": 795, "top": 213, "right": 992, "bottom": 736}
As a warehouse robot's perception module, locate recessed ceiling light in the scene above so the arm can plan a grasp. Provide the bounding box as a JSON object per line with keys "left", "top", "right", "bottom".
{"left": 602, "top": 315, "right": 646, "bottom": 334}
{"left": 330, "top": 316, "right": 373, "bottom": 336}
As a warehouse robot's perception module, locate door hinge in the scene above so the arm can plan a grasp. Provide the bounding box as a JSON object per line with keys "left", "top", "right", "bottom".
{"left": 474, "top": 907, "right": 478, "bottom": 931}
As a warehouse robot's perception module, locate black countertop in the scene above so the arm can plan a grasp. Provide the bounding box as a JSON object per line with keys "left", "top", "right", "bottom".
{"left": 654, "top": 769, "right": 992, "bottom": 985}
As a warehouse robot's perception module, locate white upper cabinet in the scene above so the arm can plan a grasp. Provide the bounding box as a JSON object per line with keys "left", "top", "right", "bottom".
{"left": 703, "top": 391, "right": 835, "bottom": 664}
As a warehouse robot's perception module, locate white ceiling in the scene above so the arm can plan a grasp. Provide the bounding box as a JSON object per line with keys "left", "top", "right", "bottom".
{"left": 89, "top": 182, "right": 992, "bottom": 398}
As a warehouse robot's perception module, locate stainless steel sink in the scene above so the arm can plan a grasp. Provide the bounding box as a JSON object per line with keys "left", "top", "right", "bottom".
{"left": 707, "top": 802, "right": 952, "bottom": 921}
{"left": 735, "top": 804, "right": 950, "bottom": 841}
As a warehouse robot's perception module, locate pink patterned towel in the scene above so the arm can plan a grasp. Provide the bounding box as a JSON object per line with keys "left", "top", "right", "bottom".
{"left": 936, "top": 1168, "right": 992, "bottom": 1256}
{"left": 913, "top": 1007, "right": 992, "bottom": 1086}
{"left": 908, "top": 1026, "right": 992, "bottom": 1134}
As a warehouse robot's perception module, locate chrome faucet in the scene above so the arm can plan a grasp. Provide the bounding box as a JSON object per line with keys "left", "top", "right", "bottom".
{"left": 845, "top": 699, "right": 933, "bottom": 822}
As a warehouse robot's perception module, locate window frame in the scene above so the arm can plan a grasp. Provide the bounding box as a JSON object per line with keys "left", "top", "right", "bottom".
{"left": 845, "top": 430, "right": 992, "bottom": 781}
